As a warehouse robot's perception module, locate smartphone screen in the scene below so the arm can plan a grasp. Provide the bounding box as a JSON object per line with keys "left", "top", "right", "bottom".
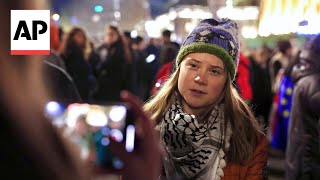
{"left": 44, "top": 101, "right": 135, "bottom": 170}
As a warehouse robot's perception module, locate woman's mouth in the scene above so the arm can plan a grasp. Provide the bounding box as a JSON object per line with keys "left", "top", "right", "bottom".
{"left": 190, "top": 89, "right": 206, "bottom": 95}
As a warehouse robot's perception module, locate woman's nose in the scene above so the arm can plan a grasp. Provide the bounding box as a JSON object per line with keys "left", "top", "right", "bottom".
{"left": 194, "top": 74, "right": 207, "bottom": 85}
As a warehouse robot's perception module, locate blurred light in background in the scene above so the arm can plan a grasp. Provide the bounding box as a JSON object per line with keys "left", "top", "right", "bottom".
{"left": 52, "top": 14, "right": 60, "bottom": 21}
{"left": 217, "top": 6, "right": 259, "bottom": 21}
{"left": 177, "top": 7, "right": 212, "bottom": 19}
{"left": 168, "top": 11, "right": 177, "bottom": 20}
{"left": 145, "top": 20, "right": 161, "bottom": 38}
{"left": 146, "top": 54, "right": 156, "bottom": 63}
{"left": 130, "top": 30, "right": 138, "bottom": 38}
{"left": 226, "top": 0, "right": 233, "bottom": 8}
{"left": 92, "top": 14, "right": 101, "bottom": 23}
{"left": 259, "top": 0, "right": 320, "bottom": 36}
{"left": 170, "top": 33, "right": 177, "bottom": 42}
{"left": 241, "top": 26, "right": 258, "bottom": 39}
{"left": 185, "top": 21, "right": 197, "bottom": 33}
{"left": 93, "top": 5, "right": 104, "bottom": 13}
{"left": 114, "top": 11, "right": 121, "bottom": 21}
{"left": 70, "top": 16, "right": 78, "bottom": 25}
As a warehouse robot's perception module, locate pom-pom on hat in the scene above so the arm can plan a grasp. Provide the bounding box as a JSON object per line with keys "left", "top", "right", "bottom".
{"left": 176, "top": 18, "right": 240, "bottom": 80}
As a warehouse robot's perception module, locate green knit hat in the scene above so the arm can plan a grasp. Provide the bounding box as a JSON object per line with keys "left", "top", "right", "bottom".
{"left": 176, "top": 18, "right": 240, "bottom": 80}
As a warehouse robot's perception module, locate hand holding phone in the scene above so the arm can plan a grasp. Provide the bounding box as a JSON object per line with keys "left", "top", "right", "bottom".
{"left": 107, "top": 91, "right": 161, "bottom": 180}
{"left": 45, "top": 101, "right": 136, "bottom": 171}
{"left": 45, "top": 91, "right": 161, "bottom": 179}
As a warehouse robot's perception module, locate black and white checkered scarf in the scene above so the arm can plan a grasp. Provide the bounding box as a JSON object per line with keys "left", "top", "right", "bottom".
{"left": 159, "top": 100, "right": 226, "bottom": 179}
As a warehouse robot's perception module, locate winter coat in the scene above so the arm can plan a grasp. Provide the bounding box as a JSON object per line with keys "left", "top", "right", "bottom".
{"left": 236, "top": 52, "right": 253, "bottom": 102}
{"left": 93, "top": 43, "right": 133, "bottom": 102}
{"left": 249, "top": 56, "right": 272, "bottom": 122}
{"left": 43, "top": 61, "right": 82, "bottom": 103}
{"left": 286, "top": 49, "right": 320, "bottom": 180}
{"left": 222, "top": 135, "right": 268, "bottom": 180}
{"left": 61, "top": 46, "right": 90, "bottom": 101}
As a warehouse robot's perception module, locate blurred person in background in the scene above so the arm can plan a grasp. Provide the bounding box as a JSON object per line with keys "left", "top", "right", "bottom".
{"left": 93, "top": 25, "right": 133, "bottom": 102}
{"left": 235, "top": 51, "right": 253, "bottom": 104}
{"left": 249, "top": 45, "right": 273, "bottom": 130}
{"left": 286, "top": 34, "right": 320, "bottom": 180}
{"left": 60, "top": 27, "right": 91, "bottom": 101}
{"left": 151, "top": 44, "right": 178, "bottom": 95}
{"left": 268, "top": 50, "right": 300, "bottom": 152}
{"left": 132, "top": 35, "right": 151, "bottom": 101}
{"left": 159, "top": 30, "right": 179, "bottom": 66}
{"left": 0, "top": 1, "right": 160, "bottom": 180}
{"left": 269, "top": 39, "right": 292, "bottom": 93}
{"left": 145, "top": 18, "right": 267, "bottom": 180}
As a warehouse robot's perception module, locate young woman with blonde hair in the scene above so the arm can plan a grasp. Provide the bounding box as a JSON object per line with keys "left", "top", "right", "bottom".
{"left": 145, "top": 18, "right": 268, "bottom": 180}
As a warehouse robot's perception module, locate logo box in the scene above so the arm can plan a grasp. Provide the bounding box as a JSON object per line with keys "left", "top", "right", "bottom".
{"left": 11, "top": 10, "right": 50, "bottom": 55}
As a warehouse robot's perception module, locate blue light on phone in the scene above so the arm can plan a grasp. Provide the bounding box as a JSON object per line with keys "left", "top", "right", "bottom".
{"left": 110, "top": 129, "right": 123, "bottom": 142}
{"left": 125, "top": 125, "right": 135, "bottom": 152}
{"left": 113, "top": 158, "right": 124, "bottom": 169}
{"left": 101, "top": 137, "right": 110, "bottom": 146}
{"left": 101, "top": 127, "right": 110, "bottom": 136}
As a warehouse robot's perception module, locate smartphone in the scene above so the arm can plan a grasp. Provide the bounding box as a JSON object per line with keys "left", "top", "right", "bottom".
{"left": 44, "top": 101, "right": 136, "bottom": 170}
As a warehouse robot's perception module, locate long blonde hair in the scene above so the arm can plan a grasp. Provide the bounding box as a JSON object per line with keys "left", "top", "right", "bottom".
{"left": 144, "top": 64, "right": 263, "bottom": 164}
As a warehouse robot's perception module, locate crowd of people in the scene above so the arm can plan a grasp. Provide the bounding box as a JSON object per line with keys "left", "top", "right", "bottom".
{"left": 1, "top": 0, "right": 319, "bottom": 179}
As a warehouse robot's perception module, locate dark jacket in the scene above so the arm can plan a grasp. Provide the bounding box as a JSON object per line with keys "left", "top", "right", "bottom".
{"left": 61, "top": 45, "right": 90, "bottom": 101}
{"left": 93, "top": 43, "right": 133, "bottom": 102}
{"left": 43, "top": 61, "right": 82, "bottom": 103}
{"left": 249, "top": 56, "right": 272, "bottom": 125}
{"left": 286, "top": 48, "right": 320, "bottom": 180}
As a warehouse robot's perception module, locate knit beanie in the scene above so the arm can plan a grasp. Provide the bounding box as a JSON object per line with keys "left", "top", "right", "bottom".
{"left": 176, "top": 18, "right": 240, "bottom": 80}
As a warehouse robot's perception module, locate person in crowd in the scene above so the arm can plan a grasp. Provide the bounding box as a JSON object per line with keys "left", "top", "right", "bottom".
{"left": 159, "top": 30, "right": 180, "bottom": 66}
{"left": 249, "top": 46, "right": 273, "bottom": 129}
{"left": 93, "top": 25, "right": 133, "bottom": 102}
{"left": 268, "top": 50, "right": 300, "bottom": 151}
{"left": 235, "top": 52, "right": 253, "bottom": 104}
{"left": 144, "top": 38, "right": 161, "bottom": 90}
{"left": 0, "top": 1, "right": 160, "bottom": 179}
{"left": 286, "top": 34, "right": 320, "bottom": 180}
{"left": 151, "top": 44, "right": 178, "bottom": 95}
{"left": 132, "top": 36, "right": 152, "bottom": 101}
{"left": 144, "top": 18, "right": 268, "bottom": 179}
{"left": 60, "top": 27, "right": 91, "bottom": 101}
{"left": 161, "top": 30, "right": 172, "bottom": 46}
{"left": 43, "top": 61, "right": 82, "bottom": 103}
{"left": 269, "top": 39, "right": 292, "bottom": 93}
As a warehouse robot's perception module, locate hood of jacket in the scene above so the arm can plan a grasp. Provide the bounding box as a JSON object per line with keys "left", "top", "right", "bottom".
{"left": 292, "top": 35, "right": 320, "bottom": 83}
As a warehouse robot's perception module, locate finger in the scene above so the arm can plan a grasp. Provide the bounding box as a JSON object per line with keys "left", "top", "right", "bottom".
{"left": 90, "top": 163, "right": 123, "bottom": 175}
{"left": 120, "top": 91, "right": 160, "bottom": 156}
{"left": 120, "top": 91, "right": 154, "bottom": 138}
{"left": 108, "top": 137, "right": 132, "bottom": 164}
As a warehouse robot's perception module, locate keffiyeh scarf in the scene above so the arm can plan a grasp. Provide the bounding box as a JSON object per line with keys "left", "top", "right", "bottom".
{"left": 159, "top": 100, "right": 231, "bottom": 179}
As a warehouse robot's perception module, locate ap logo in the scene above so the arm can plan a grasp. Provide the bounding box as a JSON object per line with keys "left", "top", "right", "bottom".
{"left": 11, "top": 10, "right": 50, "bottom": 55}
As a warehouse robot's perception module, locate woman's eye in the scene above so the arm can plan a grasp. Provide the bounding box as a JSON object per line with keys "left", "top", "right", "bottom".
{"left": 210, "top": 69, "right": 220, "bottom": 75}
{"left": 188, "top": 63, "right": 198, "bottom": 69}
